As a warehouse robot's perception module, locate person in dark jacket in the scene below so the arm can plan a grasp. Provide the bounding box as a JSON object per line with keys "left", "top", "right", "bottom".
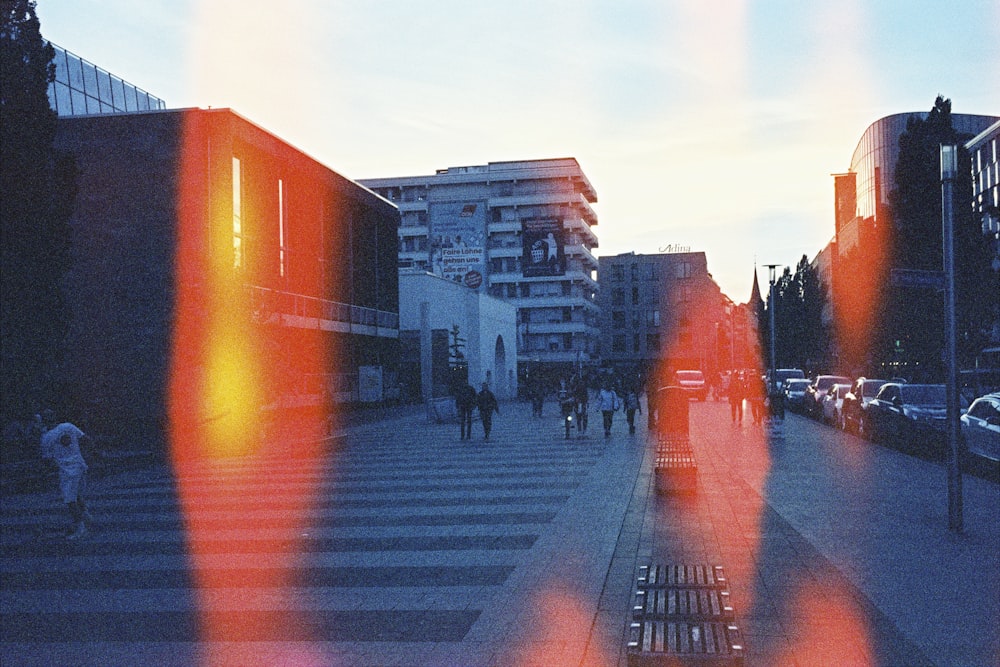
{"left": 477, "top": 382, "right": 500, "bottom": 440}
{"left": 455, "top": 383, "right": 478, "bottom": 440}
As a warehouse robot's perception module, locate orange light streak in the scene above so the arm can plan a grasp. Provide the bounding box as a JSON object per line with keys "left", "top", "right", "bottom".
{"left": 167, "top": 110, "right": 338, "bottom": 666}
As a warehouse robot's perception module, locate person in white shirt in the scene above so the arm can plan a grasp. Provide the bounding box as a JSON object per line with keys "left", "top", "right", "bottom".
{"left": 597, "top": 381, "right": 620, "bottom": 438}
{"left": 40, "top": 412, "right": 92, "bottom": 539}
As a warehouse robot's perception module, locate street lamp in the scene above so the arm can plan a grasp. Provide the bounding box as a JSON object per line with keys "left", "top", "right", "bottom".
{"left": 941, "top": 143, "right": 962, "bottom": 533}
{"left": 764, "top": 264, "right": 781, "bottom": 397}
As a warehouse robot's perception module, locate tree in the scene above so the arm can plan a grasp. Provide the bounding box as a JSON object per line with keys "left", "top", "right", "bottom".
{"left": 881, "top": 95, "right": 991, "bottom": 378}
{"left": 1, "top": 0, "right": 76, "bottom": 421}
{"left": 767, "top": 255, "right": 827, "bottom": 371}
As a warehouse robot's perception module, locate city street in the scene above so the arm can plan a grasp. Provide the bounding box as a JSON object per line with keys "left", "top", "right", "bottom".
{"left": 1, "top": 398, "right": 998, "bottom": 666}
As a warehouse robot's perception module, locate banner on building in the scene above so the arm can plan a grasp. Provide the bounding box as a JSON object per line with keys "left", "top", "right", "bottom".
{"left": 428, "top": 201, "right": 486, "bottom": 288}
{"left": 522, "top": 217, "right": 566, "bottom": 277}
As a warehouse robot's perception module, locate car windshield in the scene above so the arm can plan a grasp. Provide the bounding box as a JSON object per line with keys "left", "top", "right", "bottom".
{"left": 900, "top": 384, "right": 945, "bottom": 406}
{"left": 677, "top": 371, "right": 704, "bottom": 381}
{"left": 863, "top": 380, "right": 887, "bottom": 393}
{"left": 787, "top": 380, "right": 810, "bottom": 391}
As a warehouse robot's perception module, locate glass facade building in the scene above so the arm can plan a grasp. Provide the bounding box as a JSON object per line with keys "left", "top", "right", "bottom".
{"left": 46, "top": 42, "right": 166, "bottom": 116}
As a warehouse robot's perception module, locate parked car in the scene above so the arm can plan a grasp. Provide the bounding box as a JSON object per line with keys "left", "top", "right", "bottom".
{"left": 841, "top": 377, "right": 888, "bottom": 434}
{"left": 783, "top": 379, "right": 813, "bottom": 413}
{"left": 960, "top": 392, "right": 1000, "bottom": 465}
{"left": 766, "top": 368, "right": 805, "bottom": 393}
{"left": 675, "top": 370, "right": 707, "bottom": 401}
{"left": 805, "top": 375, "right": 851, "bottom": 418}
{"left": 821, "top": 383, "right": 851, "bottom": 426}
{"left": 865, "top": 383, "right": 948, "bottom": 455}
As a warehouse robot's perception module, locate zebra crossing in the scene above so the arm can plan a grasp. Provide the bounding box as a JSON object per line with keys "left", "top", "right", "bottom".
{"left": 2, "top": 407, "right": 644, "bottom": 665}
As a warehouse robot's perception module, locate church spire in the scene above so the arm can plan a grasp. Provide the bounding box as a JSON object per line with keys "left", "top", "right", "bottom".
{"left": 748, "top": 265, "right": 764, "bottom": 309}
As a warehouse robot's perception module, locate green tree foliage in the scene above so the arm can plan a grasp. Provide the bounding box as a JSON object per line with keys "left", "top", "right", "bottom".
{"left": 1, "top": 0, "right": 76, "bottom": 420}
{"left": 767, "top": 255, "right": 828, "bottom": 371}
{"left": 881, "top": 95, "right": 993, "bottom": 377}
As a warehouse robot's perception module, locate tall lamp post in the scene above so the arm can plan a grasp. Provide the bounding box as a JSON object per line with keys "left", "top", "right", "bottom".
{"left": 764, "top": 264, "right": 780, "bottom": 396}
{"left": 941, "top": 144, "right": 962, "bottom": 533}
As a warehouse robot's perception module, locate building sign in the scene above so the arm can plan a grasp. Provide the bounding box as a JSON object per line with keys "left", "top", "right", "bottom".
{"left": 428, "top": 201, "right": 486, "bottom": 288}
{"left": 522, "top": 217, "right": 566, "bottom": 277}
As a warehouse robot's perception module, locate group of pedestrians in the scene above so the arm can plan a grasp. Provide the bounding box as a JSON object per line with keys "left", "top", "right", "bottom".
{"left": 726, "top": 371, "right": 772, "bottom": 426}
{"left": 454, "top": 381, "right": 500, "bottom": 441}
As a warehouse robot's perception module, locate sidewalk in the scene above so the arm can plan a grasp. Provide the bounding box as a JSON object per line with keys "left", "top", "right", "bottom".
{"left": 647, "top": 400, "right": 1000, "bottom": 666}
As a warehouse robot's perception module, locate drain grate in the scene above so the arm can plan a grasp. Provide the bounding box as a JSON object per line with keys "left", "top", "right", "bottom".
{"left": 637, "top": 564, "right": 728, "bottom": 589}
{"left": 633, "top": 587, "right": 735, "bottom": 620}
{"left": 627, "top": 619, "right": 744, "bottom": 666}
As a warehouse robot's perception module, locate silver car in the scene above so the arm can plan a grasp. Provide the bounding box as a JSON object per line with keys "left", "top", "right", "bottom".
{"left": 961, "top": 392, "right": 1000, "bottom": 464}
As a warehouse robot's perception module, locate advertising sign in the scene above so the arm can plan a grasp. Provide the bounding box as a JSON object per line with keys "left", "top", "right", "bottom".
{"left": 522, "top": 217, "right": 566, "bottom": 277}
{"left": 428, "top": 201, "right": 486, "bottom": 288}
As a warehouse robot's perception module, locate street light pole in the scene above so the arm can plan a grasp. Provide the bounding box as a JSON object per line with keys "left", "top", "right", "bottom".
{"left": 764, "top": 264, "right": 780, "bottom": 395}
{"left": 941, "top": 143, "right": 963, "bottom": 533}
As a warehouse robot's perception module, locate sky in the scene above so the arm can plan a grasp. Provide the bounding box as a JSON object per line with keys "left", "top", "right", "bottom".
{"left": 35, "top": 0, "right": 1000, "bottom": 303}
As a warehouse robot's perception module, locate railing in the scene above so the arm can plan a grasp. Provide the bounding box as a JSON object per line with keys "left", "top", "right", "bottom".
{"left": 248, "top": 285, "right": 399, "bottom": 332}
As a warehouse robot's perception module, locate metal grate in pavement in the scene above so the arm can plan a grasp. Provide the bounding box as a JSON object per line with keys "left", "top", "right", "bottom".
{"left": 637, "top": 564, "right": 728, "bottom": 589}
{"left": 626, "top": 619, "right": 744, "bottom": 666}
{"left": 632, "top": 587, "right": 735, "bottom": 620}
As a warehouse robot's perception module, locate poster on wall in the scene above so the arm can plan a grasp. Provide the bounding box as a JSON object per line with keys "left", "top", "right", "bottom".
{"left": 521, "top": 217, "right": 566, "bottom": 277}
{"left": 428, "top": 202, "right": 486, "bottom": 289}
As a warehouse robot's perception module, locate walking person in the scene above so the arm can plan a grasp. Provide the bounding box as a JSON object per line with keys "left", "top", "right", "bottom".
{"left": 624, "top": 388, "right": 641, "bottom": 435}
{"left": 557, "top": 379, "right": 574, "bottom": 439}
{"left": 455, "top": 382, "right": 478, "bottom": 440}
{"left": 39, "top": 411, "right": 93, "bottom": 540}
{"left": 729, "top": 372, "right": 745, "bottom": 425}
{"left": 572, "top": 375, "right": 589, "bottom": 437}
{"left": 597, "top": 381, "right": 620, "bottom": 438}
{"left": 477, "top": 382, "right": 499, "bottom": 440}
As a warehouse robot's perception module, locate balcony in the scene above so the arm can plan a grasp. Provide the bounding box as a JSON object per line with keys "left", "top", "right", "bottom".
{"left": 247, "top": 285, "right": 399, "bottom": 339}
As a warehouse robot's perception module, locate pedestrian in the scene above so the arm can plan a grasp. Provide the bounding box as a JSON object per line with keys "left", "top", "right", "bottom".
{"left": 455, "top": 382, "right": 478, "bottom": 440}
{"left": 477, "top": 382, "right": 499, "bottom": 440}
{"left": 597, "top": 381, "right": 620, "bottom": 438}
{"left": 749, "top": 375, "right": 767, "bottom": 425}
{"left": 729, "top": 372, "right": 745, "bottom": 424}
{"left": 39, "top": 411, "right": 93, "bottom": 540}
{"left": 624, "top": 388, "right": 641, "bottom": 434}
{"left": 572, "top": 375, "right": 589, "bottom": 436}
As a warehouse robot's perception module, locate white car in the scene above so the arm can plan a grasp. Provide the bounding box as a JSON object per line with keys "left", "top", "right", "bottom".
{"left": 675, "top": 370, "right": 707, "bottom": 401}
{"left": 961, "top": 392, "right": 1000, "bottom": 464}
{"left": 821, "top": 384, "right": 851, "bottom": 427}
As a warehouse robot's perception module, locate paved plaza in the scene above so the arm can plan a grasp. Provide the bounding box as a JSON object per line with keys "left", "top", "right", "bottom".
{"left": 2, "top": 398, "right": 998, "bottom": 666}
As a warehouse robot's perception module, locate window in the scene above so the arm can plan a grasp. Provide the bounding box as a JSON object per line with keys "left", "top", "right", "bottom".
{"left": 646, "top": 310, "right": 660, "bottom": 327}
{"left": 675, "top": 261, "right": 692, "bottom": 279}
{"left": 631, "top": 311, "right": 640, "bottom": 328}
{"left": 232, "top": 157, "right": 243, "bottom": 269}
{"left": 611, "top": 265, "right": 624, "bottom": 282}
{"left": 646, "top": 333, "right": 660, "bottom": 352}
{"left": 612, "top": 288, "right": 625, "bottom": 306}
{"left": 631, "top": 286, "right": 639, "bottom": 305}
{"left": 562, "top": 307, "right": 572, "bottom": 322}
{"left": 633, "top": 334, "right": 640, "bottom": 353}
{"left": 630, "top": 263, "right": 639, "bottom": 281}
{"left": 612, "top": 335, "right": 626, "bottom": 353}
{"left": 612, "top": 311, "right": 625, "bottom": 328}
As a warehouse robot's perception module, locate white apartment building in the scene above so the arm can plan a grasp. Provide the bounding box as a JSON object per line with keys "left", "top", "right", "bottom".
{"left": 360, "top": 158, "right": 599, "bottom": 373}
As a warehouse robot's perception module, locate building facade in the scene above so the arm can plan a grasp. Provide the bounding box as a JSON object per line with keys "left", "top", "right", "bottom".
{"left": 966, "top": 120, "right": 1000, "bottom": 345}
{"left": 597, "top": 251, "right": 725, "bottom": 384}
{"left": 360, "top": 158, "right": 599, "bottom": 376}
{"left": 53, "top": 108, "right": 400, "bottom": 443}
{"left": 398, "top": 271, "right": 518, "bottom": 407}
{"left": 46, "top": 41, "right": 166, "bottom": 116}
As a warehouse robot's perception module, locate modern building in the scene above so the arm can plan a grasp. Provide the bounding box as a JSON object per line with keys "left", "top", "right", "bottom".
{"left": 597, "top": 251, "right": 725, "bottom": 384}
{"left": 359, "top": 158, "right": 600, "bottom": 377}
{"left": 966, "top": 120, "right": 1000, "bottom": 344}
{"left": 833, "top": 111, "right": 999, "bottom": 257}
{"left": 398, "top": 271, "right": 518, "bottom": 411}
{"left": 830, "top": 110, "right": 999, "bottom": 375}
{"left": 53, "top": 108, "right": 400, "bottom": 443}
{"left": 46, "top": 41, "right": 166, "bottom": 116}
